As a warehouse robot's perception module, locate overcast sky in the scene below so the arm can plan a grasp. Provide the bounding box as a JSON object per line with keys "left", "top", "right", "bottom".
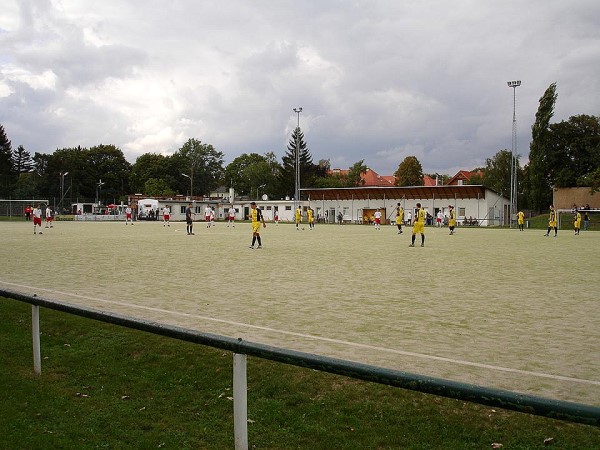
{"left": 1, "top": 0, "right": 599, "bottom": 176}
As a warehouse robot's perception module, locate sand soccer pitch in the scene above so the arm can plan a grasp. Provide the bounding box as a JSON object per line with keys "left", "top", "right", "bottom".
{"left": 1, "top": 219, "right": 599, "bottom": 406}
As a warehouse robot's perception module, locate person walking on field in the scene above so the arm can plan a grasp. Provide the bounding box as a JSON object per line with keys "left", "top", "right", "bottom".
{"left": 395, "top": 203, "right": 404, "bottom": 234}
{"left": 374, "top": 208, "right": 382, "bottom": 230}
{"left": 409, "top": 203, "right": 426, "bottom": 247}
{"left": 307, "top": 207, "right": 315, "bottom": 230}
{"left": 45, "top": 205, "right": 53, "bottom": 228}
{"left": 517, "top": 210, "right": 525, "bottom": 231}
{"left": 125, "top": 205, "right": 134, "bottom": 225}
{"left": 249, "top": 202, "right": 266, "bottom": 249}
{"left": 295, "top": 206, "right": 302, "bottom": 230}
{"left": 448, "top": 205, "right": 456, "bottom": 235}
{"left": 227, "top": 205, "right": 236, "bottom": 227}
{"left": 32, "top": 204, "right": 43, "bottom": 234}
{"left": 573, "top": 208, "right": 581, "bottom": 235}
{"left": 163, "top": 205, "right": 170, "bottom": 227}
{"left": 584, "top": 211, "right": 590, "bottom": 231}
{"left": 544, "top": 205, "right": 558, "bottom": 237}
{"left": 186, "top": 203, "right": 195, "bottom": 235}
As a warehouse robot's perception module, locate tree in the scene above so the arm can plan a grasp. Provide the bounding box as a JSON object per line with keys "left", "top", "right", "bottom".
{"left": 483, "top": 150, "right": 522, "bottom": 196}
{"left": 545, "top": 114, "right": 600, "bottom": 188}
{"left": 144, "top": 178, "right": 176, "bottom": 197}
{"left": 174, "top": 138, "right": 224, "bottom": 196}
{"left": 279, "top": 127, "right": 318, "bottom": 198}
{"left": 88, "top": 144, "right": 131, "bottom": 198}
{"left": 224, "top": 153, "right": 269, "bottom": 196}
{"left": 0, "top": 124, "right": 14, "bottom": 196}
{"left": 347, "top": 160, "right": 368, "bottom": 186}
{"left": 527, "top": 82, "right": 557, "bottom": 212}
{"left": 394, "top": 156, "right": 424, "bottom": 186}
{"left": 130, "top": 153, "right": 172, "bottom": 194}
{"left": 12, "top": 145, "right": 33, "bottom": 174}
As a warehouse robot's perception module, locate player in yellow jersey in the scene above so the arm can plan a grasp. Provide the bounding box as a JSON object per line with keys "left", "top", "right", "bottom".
{"left": 307, "top": 207, "right": 315, "bottom": 230}
{"left": 544, "top": 205, "right": 558, "bottom": 237}
{"left": 409, "top": 203, "right": 426, "bottom": 247}
{"left": 517, "top": 210, "right": 525, "bottom": 231}
{"left": 395, "top": 203, "right": 404, "bottom": 234}
{"left": 249, "top": 202, "right": 266, "bottom": 249}
{"left": 573, "top": 208, "right": 581, "bottom": 235}
{"left": 295, "top": 206, "right": 302, "bottom": 230}
{"left": 448, "top": 205, "right": 456, "bottom": 235}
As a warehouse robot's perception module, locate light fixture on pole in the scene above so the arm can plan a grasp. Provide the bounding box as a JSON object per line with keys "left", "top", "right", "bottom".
{"left": 96, "top": 179, "right": 105, "bottom": 206}
{"left": 59, "top": 171, "right": 69, "bottom": 211}
{"left": 181, "top": 173, "right": 192, "bottom": 197}
{"left": 293, "top": 107, "right": 303, "bottom": 211}
{"left": 507, "top": 80, "right": 521, "bottom": 228}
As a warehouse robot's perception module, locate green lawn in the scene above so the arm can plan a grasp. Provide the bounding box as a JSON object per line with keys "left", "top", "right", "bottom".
{"left": 2, "top": 297, "right": 599, "bottom": 449}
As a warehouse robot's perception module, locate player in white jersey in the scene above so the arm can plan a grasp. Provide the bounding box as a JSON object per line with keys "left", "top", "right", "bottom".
{"left": 33, "top": 205, "right": 43, "bottom": 234}
{"left": 204, "top": 205, "right": 212, "bottom": 228}
{"left": 162, "top": 205, "right": 170, "bottom": 227}
{"left": 373, "top": 209, "right": 382, "bottom": 230}
{"left": 125, "top": 206, "right": 134, "bottom": 225}
{"left": 227, "top": 206, "right": 236, "bottom": 227}
{"left": 45, "top": 206, "right": 53, "bottom": 228}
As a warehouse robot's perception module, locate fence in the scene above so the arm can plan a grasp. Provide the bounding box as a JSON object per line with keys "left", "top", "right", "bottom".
{"left": 0, "top": 199, "right": 49, "bottom": 218}
{"left": 1, "top": 288, "right": 598, "bottom": 449}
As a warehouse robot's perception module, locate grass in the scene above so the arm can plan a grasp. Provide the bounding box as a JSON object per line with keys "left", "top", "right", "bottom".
{"left": 2, "top": 297, "right": 599, "bottom": 449}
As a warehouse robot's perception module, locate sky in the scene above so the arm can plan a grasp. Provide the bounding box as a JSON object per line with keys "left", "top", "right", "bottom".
{"left": 1, "top": 0, "right": 599, "bottom": 176}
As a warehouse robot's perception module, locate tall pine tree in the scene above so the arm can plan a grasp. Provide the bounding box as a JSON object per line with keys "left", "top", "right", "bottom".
{"left": 12, "top": 145, "right": 33, "bottom": 174}
{"left": 527, "top": 82, "right": 557, "bottom": 212}
{"left": 0, "top": 124, "right": 15, "bottom": 196}
{"left": 280, "top": 127, "right": 317, "bottom": 198}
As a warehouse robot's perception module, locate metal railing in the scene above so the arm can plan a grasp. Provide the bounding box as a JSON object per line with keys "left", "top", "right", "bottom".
{"left": 1, "top": 288, "right": 598, "bottom": 449}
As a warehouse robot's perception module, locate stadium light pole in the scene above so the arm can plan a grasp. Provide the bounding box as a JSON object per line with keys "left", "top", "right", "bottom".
{"left": 60, "top": 171, "right": 69, "bottom": 211}
{"left": 293, "top": 107, "right": 302, "bottom": 211}
{"left": 96, "top": 179, "right": 105, "bottom": 206}
{"left": 507, "top": 80, "right": 521, "bottom": 228}
{"left": 181, "top": 173, "right": 192, "bottom": 197}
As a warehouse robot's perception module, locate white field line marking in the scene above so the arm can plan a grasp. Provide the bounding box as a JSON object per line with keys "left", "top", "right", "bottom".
{"left": 3, "top": 280, "right": 599, "bottom": 387}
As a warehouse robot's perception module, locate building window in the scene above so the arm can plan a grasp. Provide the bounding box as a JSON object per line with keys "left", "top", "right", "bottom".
{"left": 459, "top": 207, "right": 466, "bottom": 217}
{"left": 180, "top": 206, "right": 186, "bottom": 213}
{"left": 266, "top": 206, "right": 272, "bottom": 210}
{"left": 285, "top": 206, "right": 291, "bottom": 210}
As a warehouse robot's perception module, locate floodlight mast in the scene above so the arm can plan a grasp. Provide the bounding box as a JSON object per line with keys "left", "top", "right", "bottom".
{"left": 507, "top": 80, "right": 521, "bottom": 228}
{"left": 181, "top": 173, "right": 192, "bottom": 197}
{"left": 293, "top": 107, "right": 303, "bottom": 211}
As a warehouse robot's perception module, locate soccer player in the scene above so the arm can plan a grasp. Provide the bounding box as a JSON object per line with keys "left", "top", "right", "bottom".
{"left": 295, "top": 206, "right": 302, "bottom": 230}
{"left": 204, "top": 205, "right": 212, "bottom": 228}
{"left": 25, "top": 205, "right": 32, "bottom": 221}
{"left": 32, "top": 204, "right": 43, "bottom": 234}
{"left": 517, "top": 210, "right": 525, "bottom": 231}
{"left": 45, "top": 205, "right": 53, "bottom": 228}
{"left": 274, "top": 209, "right": 279, "bottom": 225}
{"left": 544, "top": 205, "right": 558, "bottom": 237}
{"left": 573, "top": 208, "right": 581, "bottom": 235}
{"left": 249, "top": 202, "right": 266, "bottom": 249}
{"left": 395, "top": 204, "right": 404, "bottom": 234}
{"left": 436, "top": 210, "right": 443, "bottom": 227}
{"left": 374, "top": 208, "right": 382, "bottom": 230}
{"left": 448, "top": 205, "right": 456, "bottom": 235}
{"left": 162, "top": 205, "right": 170, "bottom": 227}
{"left": 125, "top": 205, "right": 133, "bottom": 225}
{"left": 409, "top": 203, "right": 426, "bottom": 247}
{"left": 307, "top": 207, "right": 315, "bottom": 230}
{"left": 186, "top": 203, "right": 195, "bottom": 235}
{"left": 584, "top": 211, "right": 590, "bottom": 231}
{"left": 227, "top": 205, "right": 236, "bottom": 227}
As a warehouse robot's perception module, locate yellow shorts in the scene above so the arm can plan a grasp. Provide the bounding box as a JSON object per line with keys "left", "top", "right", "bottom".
{"left": 574, "top": 220, "right": 581, "bottom": 228}
{"left": 412, "top": 222, "right": 425, "bottom": 234}
{"left": 252, "top": 221, "right": 261, "bottom": 233}
{"left": 549, "top": 221, "right": 557, "bottom": 227}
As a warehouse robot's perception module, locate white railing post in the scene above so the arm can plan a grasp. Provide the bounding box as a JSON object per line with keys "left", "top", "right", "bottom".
{"left": 32, "top": 305, "right": 41, "bottom": 375}
{"left": 233, "top": 353, "right": 248, "bottom": 450}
